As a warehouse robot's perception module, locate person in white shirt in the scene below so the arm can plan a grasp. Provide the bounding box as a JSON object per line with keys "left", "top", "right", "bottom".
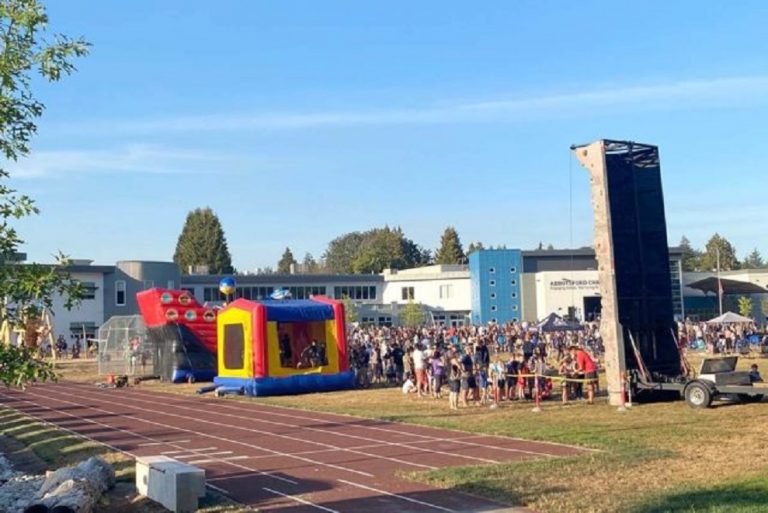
{"left": 412, "top": 344, "right": 427, "bottom": 396}
{"left": 402, "top": 377, "right": 416, "bottom": 394}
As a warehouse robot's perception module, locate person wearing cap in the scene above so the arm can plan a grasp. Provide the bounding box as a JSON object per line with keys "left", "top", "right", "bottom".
{"left": 569, "top": 345, "right": 597, "bottom": 404}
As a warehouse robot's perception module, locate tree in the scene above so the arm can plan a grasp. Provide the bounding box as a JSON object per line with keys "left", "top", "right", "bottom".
{"left": 401, "top": 300, "right": 425, "bottom": 327}
{"left": 700, "top": 233, "right": 739, "bottom": 271}
{"left": 434, "top": 226, "right": 466, "bottom": 265}
{"left": 324, "top": 232, "right": 366, "bottom": 273}
{"left": 323, "top": 227, "right": 429, "bottom": 274}
{"left": 301, "top": 252, "right": 319, "bottom": 274}
{"left": 679, "top": 235, "right": 702, "bottom": 272}
{"left": 277, "top": 247, "right": 297, "bottom": 274}
{"left": 466, "top": 242, "right": 485, "bottom": 255}
{"left": 743, "top": 248, "right": 765, "bottom": 269}
{"left": 737, "top": 296, "right": 754, "bottom": 318}
{"left": 0, "top": 0, "right": 89, "bottom": 387}
{"left": 340, "top": 296, "right": 358, "bottom": 324}
{"left": 173, "top": 208, "right": 234, "bottom": 274}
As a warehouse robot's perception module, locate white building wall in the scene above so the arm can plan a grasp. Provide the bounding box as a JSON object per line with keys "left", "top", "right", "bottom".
{"left": 50, "top": 272, "right": 105, "bottom": 340}
{"left": 535, "top": 270, "right": 600, "bottom": 321}
{"left": 382, "top": 277, "right": 471, "bottom": 311}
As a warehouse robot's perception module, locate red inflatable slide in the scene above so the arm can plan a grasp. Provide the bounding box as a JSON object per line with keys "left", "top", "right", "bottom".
{"left": 136, "top": 288, "right": 218, "bottom": 353}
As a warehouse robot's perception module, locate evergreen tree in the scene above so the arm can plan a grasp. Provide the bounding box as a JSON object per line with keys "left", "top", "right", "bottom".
{"left": 277, "top": 247, "right": 297, "bottom": 274}
{"left": 700, "top": 233, "right": 740, "bottom": 271}
{"left": 743, "top": 248, "right": 765, "bottom": 269}
{"left": 679, "top": 235, "right": 701, "bottom": 272}
{"left": 173, "top": 208, "right": 234, "bottom": 274}
{"left": 302, "top": 252, "right": 319, "bottom": 273}
{"left": 435, "top": 226, "right": 466, "bottom": 265}
{"left": 467, "top": 242, "right": 485, "bottom": 255}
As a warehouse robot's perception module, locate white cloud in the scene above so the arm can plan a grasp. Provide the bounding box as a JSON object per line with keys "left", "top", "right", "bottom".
{"left": 66, "top": 75, "right": 768, "bottom": 134}
{"left": 9, "top": 144, "right": 252, "bottom": 179}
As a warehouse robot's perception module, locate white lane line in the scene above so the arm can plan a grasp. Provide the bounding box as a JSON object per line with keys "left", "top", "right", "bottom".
{"left": 189, "top": 392, "right": 591, "bottom": 453}
{"left": 338, "top": 480, "right": 457, "bottom": 512}
{"left": 60, "top": 387, "right": 396, "bottom": 474}
{"left": 263, "top": 487, "right": 340, "bottom": 513}
{"left": 188, "top": 455, "right": 250, "bottom": 464}
{"left": 38, "top": 387, "right": 371, "bottom": 479}
{"left": 106, "top": 387, "right": 495, "bottom": 466}
{"left": 95, "top": 386, "right": 438, "bottom": 470}
{"left": 18, "top": 389, "right": 298, "bottom": 485}
{"left": 177, "top": 451, "right": 233, "bottom": 459}
{"left": 139, "top": 439, "right": 193, "bottom": 447}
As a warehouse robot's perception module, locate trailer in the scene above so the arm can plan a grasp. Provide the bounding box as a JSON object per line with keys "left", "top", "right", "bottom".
{"left": 633, "top": 356, "right": 765, "bottom": 409}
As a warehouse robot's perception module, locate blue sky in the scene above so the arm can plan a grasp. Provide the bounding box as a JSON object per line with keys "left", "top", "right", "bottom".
{"left": 12, "top": 1, "right": 768, "bottom": 270}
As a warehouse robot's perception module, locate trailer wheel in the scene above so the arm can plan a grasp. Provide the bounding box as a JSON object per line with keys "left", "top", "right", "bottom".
{"left": 685, "top": 382, "right": 712, "bottom": 409}
{"left": 738, "top": 394, "right": 764, "bottom": 403}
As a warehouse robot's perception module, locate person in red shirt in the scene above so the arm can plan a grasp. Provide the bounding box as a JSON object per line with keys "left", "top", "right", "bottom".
{"left": 569, "top": 345, "right": 597, "bottom": 404}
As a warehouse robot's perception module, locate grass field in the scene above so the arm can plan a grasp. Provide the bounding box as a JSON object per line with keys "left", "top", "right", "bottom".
{"left": 25, "top": 355, "right": 768, "bottom": 512}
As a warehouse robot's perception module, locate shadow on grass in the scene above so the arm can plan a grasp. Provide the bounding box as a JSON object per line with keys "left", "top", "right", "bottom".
{"left": 632, "top": 474, "right": 768, "bottom": 513}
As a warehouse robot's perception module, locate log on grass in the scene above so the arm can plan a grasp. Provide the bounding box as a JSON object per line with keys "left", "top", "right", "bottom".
{"left": 24, "top": 456, "right": 115, "bottom": 513}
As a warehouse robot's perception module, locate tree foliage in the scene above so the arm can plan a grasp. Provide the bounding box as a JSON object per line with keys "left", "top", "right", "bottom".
{"left": 737, "top": 296, "right": 754, "bottom": 318}
{"left": 742, "top": 248, "right": 765, "bottom": 269}
{"left": 301, "top": 252, "right": 319, "bottom": 274}
{"left": 401, "top": 300, "right": 425, "bottom": 328}
{"left": 0, "top": 0, "right": 89, "bottom": 387}
{"left": 434, "top": 226, "right": 466, "bottom": 265}
{"left": 466, "top": 242, "right": 485, "bottom": 255}
{"left": 700, "top": 233, "right": 740, "bottom": 271}
{"left": 277, "top": 247, "right": 297, "bottom": 274}
{"left": 679, "top": 236, "right": 702, "bottom": 272}
{"left": 323, "top": 226, "right": 430, "bottom": 274}
{"left": 173, "top": 207, "right": 234, "bottom": 274}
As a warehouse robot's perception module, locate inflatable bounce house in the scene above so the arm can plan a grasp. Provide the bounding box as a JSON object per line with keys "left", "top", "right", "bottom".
{"left": 214, "top": 296, "right": 355, "bottom": 396}
{"left": 136, "top": 288, "right": 218, "bottom": 383}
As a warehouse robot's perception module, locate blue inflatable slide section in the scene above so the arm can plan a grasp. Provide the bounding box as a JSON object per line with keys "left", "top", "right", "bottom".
{"left": 214, "top": 371, "right": 355, "bottom": 397}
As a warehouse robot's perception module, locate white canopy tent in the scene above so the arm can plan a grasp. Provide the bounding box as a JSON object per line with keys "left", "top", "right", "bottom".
{"left": 706, "top": 311, "right": 753, "bottom": 324}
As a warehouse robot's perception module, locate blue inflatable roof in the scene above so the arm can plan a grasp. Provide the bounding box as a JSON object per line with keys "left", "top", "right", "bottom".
{"left": 259, "top": 300, "right": 335, "bottom": 322}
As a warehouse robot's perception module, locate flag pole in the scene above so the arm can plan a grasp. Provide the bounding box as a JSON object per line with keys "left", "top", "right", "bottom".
{"left": 717, "top": 247, "right": 723, "bottom": 316}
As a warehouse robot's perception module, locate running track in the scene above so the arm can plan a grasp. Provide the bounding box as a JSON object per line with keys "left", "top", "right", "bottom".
{"left": 0, "top": 383, "right": 587, "bottom": 512}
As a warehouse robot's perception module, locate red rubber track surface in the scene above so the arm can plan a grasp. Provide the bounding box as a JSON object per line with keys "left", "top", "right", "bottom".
{"left": 0, "top": 383, "right": 587, "bottom": 513}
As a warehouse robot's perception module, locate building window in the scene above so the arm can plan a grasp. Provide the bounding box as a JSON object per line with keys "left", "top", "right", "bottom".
{"left": 491, "top": 318, "right": 497, "bottom": 323}
{"left": 512, "top": 317, "right": 518, "bottom": 322}
{"left": 489, "top": 267, "right": 496, "bottom": 274}
{"left": 401, "top": 287, "right": 415, "bottom": 301}
{"left": 80, "top": 282, "right": 97, "bottom": 300}
{"left": 439, "top": 284, "right": 453, "bottom": 299}
{"left": 334, "top": 286, "right": 377, "bottom": 301}
{"left": 490, "top": 293, "right": 497, "bottom": 299}
{"left": 143, "top": 280, "right": 154, "bottom": 290}
{"left": 115, "top": 280, "right": 126, "bottom": 306}
{"left": 511, "top": 292, "right": 518, "bottom": 298}
{"left": 489, "top": 280, "right": 496, "bottom": 287}
{"left": 167, "top": 280, "right": 175, "bottom": 290}
{"left": 491, "top": 305, "right": 497, "bottom": 312}
{"left": 511, "top": 279, "right": 517, "bottom": 286}
{"left": 510, "top": 267, "right": 517, "bottom": 274}
{"left": 512, "top": 305, "right": 519, "bottom": 311}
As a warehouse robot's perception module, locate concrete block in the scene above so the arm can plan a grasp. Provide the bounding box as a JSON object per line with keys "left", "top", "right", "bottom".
{"left": 136, "top": 456, "right": 206, "bottom": 513}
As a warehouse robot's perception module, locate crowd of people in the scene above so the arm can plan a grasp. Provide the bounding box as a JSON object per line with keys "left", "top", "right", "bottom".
{"left": 676, "top": 320, "right": 768, "bottom": 354}
{"left": 347, "top": 321, "right": 603, "bottom": 408}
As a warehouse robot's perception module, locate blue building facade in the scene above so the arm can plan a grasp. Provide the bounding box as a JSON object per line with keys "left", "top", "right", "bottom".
{"left": 469, "top": 250, "right": 523, "bottom": 324}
